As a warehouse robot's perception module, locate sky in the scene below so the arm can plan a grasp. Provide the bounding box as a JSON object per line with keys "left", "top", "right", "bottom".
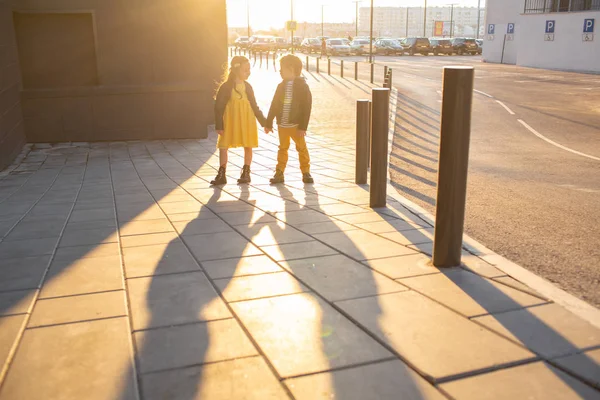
{"left": 227, "top": 0, "right": 486, "bottom": 30}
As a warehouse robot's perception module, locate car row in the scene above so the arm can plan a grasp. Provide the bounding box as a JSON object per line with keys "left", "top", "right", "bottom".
{"left": 234, "top": 35, "right": 302, "bottom": 52}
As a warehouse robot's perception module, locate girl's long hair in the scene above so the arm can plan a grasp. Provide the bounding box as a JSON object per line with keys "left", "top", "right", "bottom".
{"left": 216, "top": 56, "right": 249, "bottom": 99}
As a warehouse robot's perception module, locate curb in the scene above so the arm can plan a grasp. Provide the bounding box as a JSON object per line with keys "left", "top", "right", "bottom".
{"left": 385, "top": 87, "right": 600, "bottom": 330}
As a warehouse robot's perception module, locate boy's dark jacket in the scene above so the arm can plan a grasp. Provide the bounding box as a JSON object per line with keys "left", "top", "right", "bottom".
{"left": 266, "top": 77, "right": 312, "bottom": 131}
{"left": 214, "top": 81, "right": 266, "bottom": 131}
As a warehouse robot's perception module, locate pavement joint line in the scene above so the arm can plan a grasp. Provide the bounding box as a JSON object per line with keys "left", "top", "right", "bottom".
{"left": 224, "top": 289, "right": 314, "bottom": 305}
{"left": 279, "top": 356, "right": 400, "bottom": 382}
{"left": 124, "top": 269, "right": 206, "bottom": 280}
{"left": 466, "top": 301, "right": 553, "bottom": 320}
{"left": 131, "top": 317, "right": 236, "bottom": 334}
{"left": 210, "top": 269, "right": 289, "bottom": 281}
{"left": 25, "top": 314, "right": 128, "bottom": 331}
{"left": 37, "top": 288, "right": 125, "bottom": 301}
{"left": 138, "top": 354, "right": 263, "bottom": 377}
{"left": 432, "top": 356, "right": 541, "bottom": 385}
{"left": 0, "top": 163, "right": 81, "bottom": 389}
{"left": 545, "top": 357, "right": 600, "bottom": 392}
{"left": 517, "top": 119, "right": 600, "bottom": 161}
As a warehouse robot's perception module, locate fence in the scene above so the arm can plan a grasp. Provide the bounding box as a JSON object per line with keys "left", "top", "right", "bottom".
{"left": 524, "top": 0, "right": 600, "bottom": 13}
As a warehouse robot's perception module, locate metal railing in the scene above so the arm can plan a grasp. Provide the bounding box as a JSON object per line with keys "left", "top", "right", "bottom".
{"left": 524, "top": 0, "right": 600, "bottom": 13}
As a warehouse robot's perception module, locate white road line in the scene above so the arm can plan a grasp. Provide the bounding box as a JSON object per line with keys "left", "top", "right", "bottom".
{"left": 517, "top": 119, "right": 600, "bottom": 161}
{"left": 474, "top": 89, "right": 493, "bottom": 98}
{"left": 496, "top": 100, "right": 515, "bottom": 115}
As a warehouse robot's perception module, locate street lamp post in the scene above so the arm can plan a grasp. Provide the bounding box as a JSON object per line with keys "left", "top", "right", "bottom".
{"left": 291, "top": 0, "right": 295, "bottom": 54}
{"left": 406, "top": 7, "right": 409, "bottom": 37}
{"left": 423, "top": 0, "right": 427, "bottom": 37}
{"left": 476, "top": 0, "right": 481, "bottom": 39}
{"left": 321, "top": 5, "right": 324, "bottom": 38}
{"left": 369, "top": 0, "right": 374, "bottom": 63}
{"left": 247, "top": 0, "right": 250, "bottom": 39}
{"left": 353, "top": 1, "right": 360, "bottom": 37}
{"left": 450, "top": 4, "right": 456, "bottom": 38}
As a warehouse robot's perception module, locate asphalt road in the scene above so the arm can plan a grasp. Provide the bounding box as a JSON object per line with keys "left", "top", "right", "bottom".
{"left": 320, "top": 53, "right": 600, "bottom": 307}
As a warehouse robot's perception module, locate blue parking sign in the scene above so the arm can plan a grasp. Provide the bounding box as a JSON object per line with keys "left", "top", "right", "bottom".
{"left": 507, "top": 23, "right": 515, "bottom": 34}
{"left": 546, "top": 20, "right": 555, "bottom": 33}
{"left": 584, "top": 19, "right": 595, "bottom": 33}
{"left": 488, "top": 24, "right": 495, "bottom": 35}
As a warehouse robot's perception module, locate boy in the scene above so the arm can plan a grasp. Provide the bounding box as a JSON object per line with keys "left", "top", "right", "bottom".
{"left": 266, "top": 55, "right": 314, "bottom": 184}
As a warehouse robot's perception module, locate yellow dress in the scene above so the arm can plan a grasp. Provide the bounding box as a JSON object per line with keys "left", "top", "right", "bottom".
{"left": 217, "top": 83, "right": 259, "bottom": 149}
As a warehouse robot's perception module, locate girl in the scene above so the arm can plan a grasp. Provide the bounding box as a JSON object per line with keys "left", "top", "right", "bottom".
{"left": 212, "top": 56, "right": 269, "bottom": 185}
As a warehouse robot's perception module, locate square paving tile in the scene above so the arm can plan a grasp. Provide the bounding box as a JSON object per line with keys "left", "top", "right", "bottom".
{"left": 281, "top": 254, "right": 408, "bottom": 302}
{"left": 313, "top": 230, "right": 417, "bottom": 261}
{"left": 274, "top": 210, "right": 332, "bottom": 225}
{"left": 202, "top": 255, "right": 283, "bottom": 279}
{"left": 69, "top": 208, "right": 115, "bottom": 223}
{"left": 128, "top": 271, "right": 230, "bottom": 330}
{"left": 3, "top": 220, "right": 65, "bottom": 241}
{"left": 160, "top": 201, "right": 204, "bottom": 215}
{"left": 40, "top": 255, "right": 124, "bottom": 298}
{"left": 167, "top": 210, "right": 218, "bottom": 222}
{"left": 183, "top": 232, "right": 262, "bottom": 262}
{"left": 141, "top": 357, "right": 288, "bottom": 400}
{"left": 117, "top": 205, "right": 165, "bottom": 221}
{"left": 209, "top": 202, "right": 257, "bottom": 214}
{"left": 65, "top": 219, "right": 117, "bottom": 231}
{"left": 260, "top": 240, "right": 338, "bottom": 261}
{"left": 134, "top": 319, "right": 258, "bottom": 374}
{"left": 355, "top": 219, "right": 428, "bottom": 234}
{"left": 0, "top": 237, "right": 58, "bottom": 259}
{"left": 440, "top": 362, "right": 600, "bottom": 400}
{"left": 53, "top": 243, "right": 120, "bottom": 260}
{"left": 334, "top": 212, "right": 398, "bottom": 225}
{"left": 215, "top": 272, "right": 309, "bottom": 302}
{"left": 121, "top": 232, "right": 180, "bottom": 248}
{"left": 119, "top": 219, "right": 174, "bottom": 236}
{"left": 172, "top": 219, "right": 233, "bottom": 236}
{"left": 231, "top": 293, "right": 393, "bottom": 378}
{"left": 219, "top": 210, "right": 277, "bottom": 226}
{"left": 460, "top": 255, "right": 506, "bottom": 278}
{"left": 364, "top": 254, "right": 440, "bottom": 279}
{"left": 407, "top": 242, "right": 470, "bottom": 258}
{"left": 123, "top": 242, "right": 200, "bottom": 278}
{"left": 59, "top": 227, "right": 118, "bottom": 247}
{"left": 286, "top": 359, "right": 447, "bottom": 400}
{"left": 0, "top": 317, "right": 137, "bottom": 400}
{"left": 552, "top": 348, "right": 600, "bottom": 388}
{"left": 29, "top": 291, "right": 127, "bottom": 328}
{"left": 293, "top": 220, "right": 358, "bottom": 234}
{"left": 379, "top": 227, "right": 434, "bottom": 246}
{"left": 473, "top": 303, "right": 600, "bottom": 359}
{"left": 0, "top": 315, "right": 26, "bottom": 369}
{"left": 309, "top": 203, "right": 371, "bottom": 216}
{"left": 236, "top": 222, "right": 313, "bottom": 246}
{"left": 0, "top": 290, "right": 37, "bottom": 316}
{"left": 491, "top": 276, "right": 547, "bottom": 300}
{"left": 399, "top": 269, "right": 547, "bottom": 317}
{"left": 0, "top": 256, "right": 51, "bottom": 291}
{"left": 336, "top": 291, "right": 536, "bottom": 381}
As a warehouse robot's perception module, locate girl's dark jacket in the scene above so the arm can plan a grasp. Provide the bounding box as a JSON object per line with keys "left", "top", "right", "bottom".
{"left": 266, "top": 77, "right": 312, "bottom": 131}
{"left": 214, "top": 81, "right": 267, "bottom": 131}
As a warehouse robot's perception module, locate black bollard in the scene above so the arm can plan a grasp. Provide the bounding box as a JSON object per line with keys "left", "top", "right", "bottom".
{"left": 328, "top": 58, "right": 331, "bottom": 75}
{"left": 355, "top": 62, "right": 358, "bottom": 80}
{"left": 356, "top": 100, "right": 371, "bottom": 184}
{"left": 317, "top": 58, "right": 320, "bottom": 73}
{"left": 370, "top": 63, "right": 374, "bottom": 84}
{"left": 433, "top": 67, "right": 475, "bottom": 268}
{"left": 341, "top": 60, "right": 344, "bottom": 78}
{"left": 369, "top": 88, "right": 390, "bottom": 208}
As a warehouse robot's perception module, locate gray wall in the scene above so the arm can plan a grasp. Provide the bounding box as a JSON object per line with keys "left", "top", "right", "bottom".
{"left": 0, "top": 0, "right": 26, "bottom": 169}
{"left": 13, "top": 0, "right": 227, "bottom": 142}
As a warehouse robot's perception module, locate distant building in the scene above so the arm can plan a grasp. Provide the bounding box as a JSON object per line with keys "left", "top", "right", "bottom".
{"left": 484, "top": 0, "right": 599, "bottom": 72}
{"left": 359, "top": 6, "right": 486, "bottom": 38}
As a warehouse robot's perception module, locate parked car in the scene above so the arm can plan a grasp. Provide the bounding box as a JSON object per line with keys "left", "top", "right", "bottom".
{"left": 400, "top": 37, "right": 432, "bottom": 55}
{"left": 451, "top": 37, "right": 479, "bottom": 55}
{"left": 350, "top": 39, "right": 370, "bottom": 55}
{"left": 374, "top": 39, "right": 404, "bottom": 55}
{"left": 274, "top": 37, "right": 289, "bottom": 51}
{"left": 250, "top": 36, "right": 276, "bottom": 52}
{"left": 476, "top": 39, "right": 483, "bottom": 55}
{"left": 430, "top": 38, "right": 453, "bottom": 55}
{"left": 234, "top": 37, "right": 250, "bottom": 49}
{"left": 326, "top": 38, "right": 351, "bottom": 56}
{"left": 300, "top": 38, "right": 321, "bottom": 54}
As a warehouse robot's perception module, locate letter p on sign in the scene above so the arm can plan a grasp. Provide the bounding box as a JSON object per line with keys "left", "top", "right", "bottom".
{"left": 546, "top": 20, "right": 555, "bottom": 33}
{"left": 584, "top": 19, "right": 595, "bottom": 33}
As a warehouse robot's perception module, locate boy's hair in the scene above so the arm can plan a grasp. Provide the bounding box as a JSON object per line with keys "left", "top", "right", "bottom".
{"left": 280, "top": 55, "right": 303, "bottom": 77}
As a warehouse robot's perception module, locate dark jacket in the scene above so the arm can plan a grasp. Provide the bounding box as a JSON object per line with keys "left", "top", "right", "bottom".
{"left": 214, "top": 80, "right": 267, "bottom": 131}
{"left": 266, "top": 77, "right": 312, "bottom": 131}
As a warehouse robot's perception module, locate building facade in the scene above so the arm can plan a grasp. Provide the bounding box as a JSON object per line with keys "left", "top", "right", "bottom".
{"left": 0, "top": 0, "right": 227, "bottom": 168}
{"left": 358, "top": 6, "right": 486, "bottom": 38}
{"left": 483, "top": 0, "right": 600, "bottom": 72}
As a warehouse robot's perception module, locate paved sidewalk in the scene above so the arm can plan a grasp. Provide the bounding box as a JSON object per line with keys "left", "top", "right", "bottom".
{"left": 0, "top": 64, "right": 599, "bottom": 400}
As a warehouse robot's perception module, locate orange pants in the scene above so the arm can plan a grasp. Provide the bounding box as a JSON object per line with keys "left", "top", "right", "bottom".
{"left": 276, "top": 126, "right": 311, "bottom": 174}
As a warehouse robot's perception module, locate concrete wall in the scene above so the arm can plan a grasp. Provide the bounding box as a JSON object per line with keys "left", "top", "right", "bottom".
{"left": 517, "top": 11, "right": 600, "bottom": 73}
{"left": 0, "top": 0, "right": 26, "bottom": 169}
{"left": 482, "top": 0, "right": 523, "bottom": 64}
{"left": 484, "top": 0, "right": 600, "bottom": 72}
{"left": 12, "top": 0, "right": 227, "bottom": 142}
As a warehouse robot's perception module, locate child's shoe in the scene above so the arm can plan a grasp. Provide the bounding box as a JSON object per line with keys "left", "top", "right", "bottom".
{"left": 302, "top": 172, "right": 314, "bottom": 184}
{"left": 270, "top": 169, "right": 285, "bottom": 184}
{"left": 210, "top": 166, "right": 227, "bottom": 186}
{"left": 238, "top": 165, "right": 251, "bottom": 184}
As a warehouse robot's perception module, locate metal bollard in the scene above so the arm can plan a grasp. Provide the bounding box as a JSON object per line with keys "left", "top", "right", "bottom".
{"left": 369, "top": 88, "right": 390, "bottom": 208}
{"left": 355, "top": 62, "right": 358, "bottom": 80}
{"left": 370, "top": 63, "right": 375, "bottom": 84}
{"left": 388, "top": 69, "right": 393, "bottom": 88}
{"left": 356, "top": 100, "right": 371, "bottom": 184}
{"left": 317, "top": 58, "right": 320, "bottom": 73}
{"left": 306, "top": 56, "right": 309, "bottom": 71}
{"left": 432, "top": 66, "right": 475, "bottom": 268}
{"left": 266, "top": 52, "right": 270, "bottom": 69}
{"left": 328, "top": 58, "right": 331, "bottom": 75}
{"left": 260, "top": 52, "right": 263, "bottom": 67}
{"left": 341, "top": 60, "right": 344, "bottom": 78}
{"left": 384, "top": 65, "right": 388, "bottom": 79}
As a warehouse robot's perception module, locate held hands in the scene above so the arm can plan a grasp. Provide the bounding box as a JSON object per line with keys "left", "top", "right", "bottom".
{"left": 264, "top": 127, "right": 273, "bottom": 134}
{"left": 217, "top": 130, "right": 224, "bottom": 136}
